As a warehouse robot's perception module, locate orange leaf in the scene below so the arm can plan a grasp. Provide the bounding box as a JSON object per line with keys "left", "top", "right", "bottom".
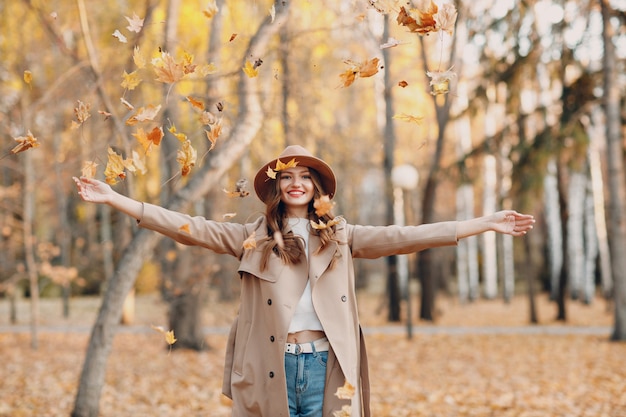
{"left": 203, "top": 0, "right": 219, "bottom": 18}
{"left": 134, "top": 126, "right": 164, "bottom": 154}
{"left": 104, "top": 147, "right": 127, "bottom": 185}
{"left": 153, "top": 51, "right": 185, "bottom": 84}
{"left": 81, "top": 161, "right": 98, "bottom": 178}
{"left": 11, "top": 130, "right": 40, "bottom": 154}
{"left": 126, "top": 104, "right": 161, "bottom": 125}
{"left": 74, "top": 100, "right": 91, "bottom": 125}
{"left": 178, "top": 224, "right": 191, "bottom": 234}
{"left": 335, "top": 380, "right": 355, "bottom": 400}
{"left": 243, "top": 231, "right": 257, "bottom": 250}
{"left": 176, "top": 140, "right": 197, "bottom": 177}
{"left": 314, "top": 195, "right": 335, "bottom": 217}
{"left": 187, "top": 96, "right": 205, "bottom": 111}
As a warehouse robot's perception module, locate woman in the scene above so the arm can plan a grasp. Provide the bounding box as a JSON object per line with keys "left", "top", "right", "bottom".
{"left": 73, "top": 145, "right": 534, "bottom": 417}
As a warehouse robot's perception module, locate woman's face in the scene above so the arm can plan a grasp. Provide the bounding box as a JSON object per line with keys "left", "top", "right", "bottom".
{"left": 279, "top": 166, "right": 315, "bottom": 217}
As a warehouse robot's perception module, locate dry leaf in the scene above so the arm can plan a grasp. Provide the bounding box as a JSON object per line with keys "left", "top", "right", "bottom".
{"left": 104, "top": 147, "right": 128, "bottom": 185}
{"left": 435, "top": 3, "right": 458, "bottom": 35}
{"left": 393, "top": 113, "right": 424, "bottom": 124}
{"left": 310, "top": 217, "right": 342, "bottom": 231}
{"left": 150, "top": 324, "right": 177, "bottom": 346}
{"left": 120, "top": 97, "right": 134, "bottom": 110}
{"left": 112, "top": 29, "right": 127, "bottom": 43}
{"left": 133, "top": 46, "right": 146, "bottom": 69}
{"left": 426, "top": 67, "right": 456, "bottom": 95}
{"left": 396, "top": 2, "right": 438, "bottom": 35}
{"left": 152, "top": 51, "right": 185, "bottom": 84}
{"left": 168, "top": 125, "right": 187, "bottom": 142}
{"left": 398, "top": 80, "right": 408, "bottom": 88}
{"left": 74, "top": 100, "right": 91, "bottom": 125}
{"left": 203, "top": 0, "right": 219, "bottom": 18}
{"left": 314, "top": 195, "right": 335, "bottom": 217}
{"left": 223, "top": 179, "right": 250, "bottom": 198}
{"left": 81, "top": 161, "right": 98, "bottom": 178}
{"left": 229, "top": 33, "right": 237, "bottom": 42}
{"left": 223, "top": 212, "right": 237, "bottom": 219}
{"left": 11, "top": 130, "right": 40, "bottom": 154}
{"left": 242, "top": 60, "right": 258, "bottom": 78}
{"left": 333, "top": 405, "right": 352, "bottom": 417}
{"left": 178, "top": 224, "right": 191, "bottom": 234}
{"left": 23, "top": 70, "right": 33, "bottom": 85}
{"left": 176, "top": 140, "right": 197, "bottom": 177}
{"left": 274, "top": 158, "right": 298, "bottom": 172}
{"left": 187, "top": 96, "right": 205, "bottom": 111}
{"left": 125, "top": 13, "right": 144, "bottom": 33}
{"left": 121, "top": 70, "right": 141, "bottom": 90}
{"left": 126, "top": 104, "right": 161, "bottom": 125}
{"left": 133, "top": 126, "right": 164, "bottom": 154}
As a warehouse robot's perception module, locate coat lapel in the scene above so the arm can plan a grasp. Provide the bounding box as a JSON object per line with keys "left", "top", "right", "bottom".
{"left": 308, "top": 234, "right": 338, "bottom": 285}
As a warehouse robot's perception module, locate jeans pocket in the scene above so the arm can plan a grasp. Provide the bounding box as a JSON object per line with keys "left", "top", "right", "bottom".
{"left": 315, "top": 350, "right": 328, "bottom": 367}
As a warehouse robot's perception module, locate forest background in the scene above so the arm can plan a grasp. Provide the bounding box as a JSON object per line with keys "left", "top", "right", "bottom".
{"left": 1, "top": 0, "right": 625, "bottom": 416}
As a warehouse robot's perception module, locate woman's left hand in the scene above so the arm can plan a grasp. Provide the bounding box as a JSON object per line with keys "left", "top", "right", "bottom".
{"left": 491, "top": 210, "right": 535, "bottom": 236}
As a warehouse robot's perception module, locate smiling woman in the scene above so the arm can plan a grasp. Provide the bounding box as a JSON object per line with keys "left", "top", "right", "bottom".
{"left": 73, "top": 145, "right": 534, "bottom": 417}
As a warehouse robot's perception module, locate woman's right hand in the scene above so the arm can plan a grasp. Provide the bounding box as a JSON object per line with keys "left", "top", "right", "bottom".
{"left": 72, "top": 176, "right": 114, "bottom": 204}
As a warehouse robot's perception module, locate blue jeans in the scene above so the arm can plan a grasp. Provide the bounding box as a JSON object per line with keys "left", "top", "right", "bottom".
{"left": 284, "top": 349, "right": 328, "bottom": 417}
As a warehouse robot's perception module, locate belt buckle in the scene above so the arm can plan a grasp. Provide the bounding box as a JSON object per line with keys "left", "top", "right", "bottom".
{"left": 296, "top": 344, "right": 302, "bottom": 354}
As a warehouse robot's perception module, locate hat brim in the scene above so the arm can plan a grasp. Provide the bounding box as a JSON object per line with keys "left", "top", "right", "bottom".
{"left": 254, "top": 154, "right": 336, "bottom": 205}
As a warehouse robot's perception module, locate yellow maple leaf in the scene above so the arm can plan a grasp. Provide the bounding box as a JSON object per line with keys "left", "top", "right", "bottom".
{"left": 121, "top": 70, "right": 141, "bottom": 90}
{"left": 203, "top": 0, "right": 219, "bottom": 18}
{"left": 11, "top": 130, "right": 40, "bottom": 154}
{"left": 274, "top": 158, "right": 298, "bottom": 172}
{"left": 104, "top": 147, "right": 127, "bottom": 185}
{"left": 335, "top": 380, "right": 355, "bottom": 400}
{"left": 314, "top": 195, "right": 335, "bottom": 217}
{"left": 176, "top": 140, "right": 197, "bottom": 177}
{"left": 178, "top": 224, "right": 191, "bottom": 234}
{"left": 169, "top": 125, "right": 188, "bottom": 142}
{"left": 393, "top": 113, "right": 424, "bottom": 124}
{"left": 23, "top": 70, "right": 33, "bottom": 86}
{"left": 150, "top": 324, "right": 177, "bottom": 346}
{"left": 243, "top": 231, "right": 257, "bottom": 250}
{"left": 435, "top": 3, "right": 458, "bottom": 35}
{"left": 133, "top": 46, "right": 146, "bottom": 69}
{"left": 265, "top": 166, "right": 277, "bottom": 180}
{"left": 81, "top": 161, "right": 98, "bottom": 178}
{"left": 242, "top": 60, "right": 259, "bottom": 78}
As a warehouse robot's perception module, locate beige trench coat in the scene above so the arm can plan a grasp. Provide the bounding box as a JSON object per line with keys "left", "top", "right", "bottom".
{"left": 138, "top": 203, "right": 459, "bottom": 416}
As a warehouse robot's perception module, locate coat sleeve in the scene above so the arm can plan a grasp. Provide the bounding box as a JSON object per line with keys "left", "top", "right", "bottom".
{"left": 346, "top": 221, "right": 459, "bottom": 259}
{"left": 137, "top": 202, "right": 257, "bottom": 258}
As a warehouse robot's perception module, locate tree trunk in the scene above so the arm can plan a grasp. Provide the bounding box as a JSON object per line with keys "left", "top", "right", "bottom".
{"left": 556, "top": 160, "right": 569, "bottom": 321}
{"left": 600, "top": 0, "right": 626, "bottom": 341}
{"left": 482, "top": 154, "right": 498, "bottom": 299}
{"left": 71, "top": 3, "right": 291, "bottom": 415}
{"left": 567, "top": 169, "right": 587, "bottom": 300}
{"left": 544, "top": 157, "right": 563, "bottom": 300}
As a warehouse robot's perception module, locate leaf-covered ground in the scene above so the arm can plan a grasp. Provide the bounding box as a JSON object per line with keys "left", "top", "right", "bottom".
{"left": 1, "top": 293, "right": 624, "bottom": 417}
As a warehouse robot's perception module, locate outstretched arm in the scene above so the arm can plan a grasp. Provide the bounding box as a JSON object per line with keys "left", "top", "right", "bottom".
{"left": 72, "top": 177, "right": 143, "bottom": 220}
{"left": 456, "top": 210, "right": 535, "bottom": 240}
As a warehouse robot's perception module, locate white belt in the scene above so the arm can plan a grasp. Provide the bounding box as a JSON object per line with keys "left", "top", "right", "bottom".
{"left": 285, "top": 337, "right": 329, "bottom": 355}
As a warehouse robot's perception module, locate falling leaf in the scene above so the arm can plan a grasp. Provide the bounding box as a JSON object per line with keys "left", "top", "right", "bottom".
{"left": 130, "top": 150, "right": 147, "bottom": 174}
{"left": 339, "top": 58, "right": 381, "bottom": 87}
{"left": 120, "top": 97, "right": 134, "bottom": 110}
{"left": 98, "top": 110, "right": 113, "bottom": 120}
{"left": 187, "top": 96, "right": 205, "bottom": 111}
{"left": 242, "top": 60, "right": 258, "bottom": 78}
{"left": 176, "top": 140, "right": 197, "bottom": 177}
{"left": 134, "top": 126, "right": 164, "bottom": 155}
{"left": 393, "top": 113, "right": 424, "bottom": 124}
{"left": 74, "top": 100, "right": 91, "bottom": 125}
{"left": 397, "top": 2, "right": 438, "bottom": 35}
{"left": 314, "top": 195, "right": 335, "bottom": 217}
{"left": 223, "top": 212, "right": 237, "bottom": 219}
{"left": 121, "top": 70, "right": 141, "bottom": 90}
{"left": 23, "top": 70, "right": 33, "bottom": 85}
{"left": 11, "top": 131, "right": 40, "bottom": 154}
{"left": 274, "top": 158, "right": 298, "bottom": 172}
{"left": 216, "top": 102, "right": 224, "bottom": 112}
{"left": 229, "top": 33, "right": 237, "bottom": 42}
{"left": 380, "top": 37, "right": 403, "bottom": 49}
{"left": 133, "top": 46, "right": 146, "bottom": 69}
{"left": 126, "top": 104, "right": 161, "bottom": 125}
{"left": 197, "top": 62, "right": 218, "bottom": 76}
{"left": 203, "top": 0, "right": 219, "bottom": 18}
{"left": 426, "top": 67, "right": 456, "bottom": 95}
{"left": 435, "top": 3, "right": 458, "bottom": 35}
{"left": 112, "top": 29, "right": 127, "bottom": 43}
{"left": 398, "top": 80, "right": 408, "bottom": 88}
{"left": 152, "top": 51, "right": 185, "bottom": 84}
{"left": 205, "top": 122, "right": 222, "bottom": 151}
{"left": 253, "top": 58, "right": 263, "bottom": 69}
{"left": 125, "top": 13, "right": 144, "bottom": 33}
{"left": 200, "top": 111, "right": 217, "bottom": 125}
{"left": 168, "top": 125, "right": 187, "bottom": 142}
{"left": 265, "top": 166, "right": 277, "bottom": 180}
{"left": 150, "top": 324, "right": 177, "bottom": 346}
{"left": 104, "top": 147, "right": 129, "bottom": 185}
{"left": 178, "top": 224, "right": 191, "bottom": 234}
{"left": 81, "top": 161, "right": 98, "bottom": 178}
{"left": 243, "top": 231, "right": 257, "bottom": 250}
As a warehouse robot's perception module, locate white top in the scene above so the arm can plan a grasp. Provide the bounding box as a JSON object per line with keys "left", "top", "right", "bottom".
{"left": 286, "top": 218, "right": 324, "bottom": 333}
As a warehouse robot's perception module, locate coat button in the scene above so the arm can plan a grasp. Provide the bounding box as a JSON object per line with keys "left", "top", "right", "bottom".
{"left": 269, "top": 371, "right": 275, "bottom": 378}
{"left": 270, "top": 335, "right": 275, "bottom": 342}
{"left": 267, "top": 298, "right": 272, "bottom": 305}
{"left": 341, "top": 295, "right": 347, "bottom": 302}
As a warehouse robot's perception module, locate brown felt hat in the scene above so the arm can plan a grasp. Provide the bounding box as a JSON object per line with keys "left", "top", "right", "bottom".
{"left": 254, "top": 145, "right": 337, "bottom": 204}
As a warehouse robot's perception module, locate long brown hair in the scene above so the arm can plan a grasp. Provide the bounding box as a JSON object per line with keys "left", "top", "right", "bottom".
{"left": 258, "top": 168, "right": 338, "bottom": 270}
